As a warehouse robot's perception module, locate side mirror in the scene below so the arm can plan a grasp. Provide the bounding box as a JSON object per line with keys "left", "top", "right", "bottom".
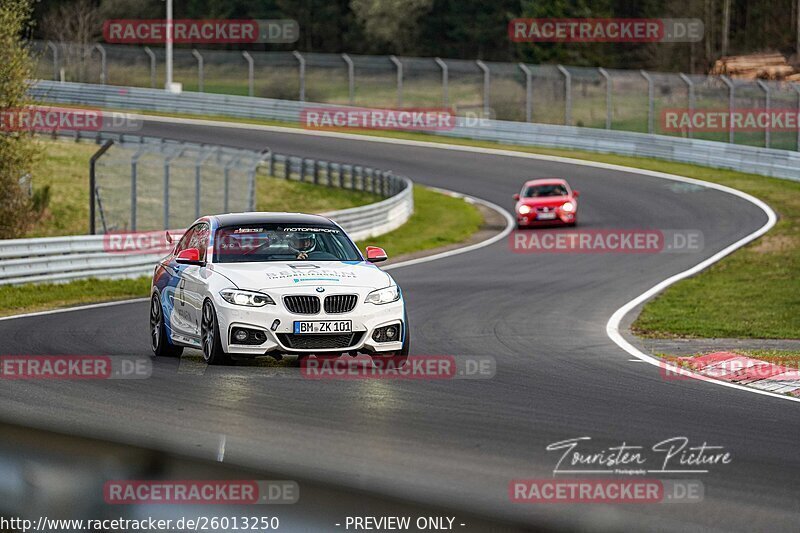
{"left": 573, "top": 190, "right": 580, "bottom": 198}
{"left": 513, "top": 193, "right": 520, "bottom": 201}
{"left": 365, "top": 246, "right": 388, "bottom": 263}
{"left": 176, "top": 247, "right": 204, "bottom": 266}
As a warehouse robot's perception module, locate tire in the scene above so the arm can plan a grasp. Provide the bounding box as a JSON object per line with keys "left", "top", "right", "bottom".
{"left": 150, "top": 294, "right": 183, "bottom": 358}
{"left": 201, "top": 299, "right": 231, "bottom": 365}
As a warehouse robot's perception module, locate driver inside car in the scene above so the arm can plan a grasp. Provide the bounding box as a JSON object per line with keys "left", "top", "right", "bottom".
{"left": 289, "top": 233, "right": 317, "bottom": 259}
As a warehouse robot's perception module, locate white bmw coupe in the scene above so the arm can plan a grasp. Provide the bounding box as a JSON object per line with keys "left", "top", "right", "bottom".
{"left": 150, "top": 213, "right": 408, "bottom": 365}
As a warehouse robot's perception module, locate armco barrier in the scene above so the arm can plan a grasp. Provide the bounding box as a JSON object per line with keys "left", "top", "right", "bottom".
{"left": 30, "top": 80, "right": 800, "bottom": 182}
{"left": 0, "top": 129, "right": 413, "bottom": 285}
{"left": 0, "top": 177, "right": 411, "bottom": 286}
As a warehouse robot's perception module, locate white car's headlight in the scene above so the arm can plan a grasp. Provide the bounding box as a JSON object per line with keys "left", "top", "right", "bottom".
{"left": 518, "top": 205, "right": 532, "bottom": 214}
{"left": 366, "top": 286, "right": 400, "bottom": 305}
{"left": 219, "top": 289, "right": 275, "bottom": 307}
{"left": 561, "top": 201, "right": 576, "bottom": 213}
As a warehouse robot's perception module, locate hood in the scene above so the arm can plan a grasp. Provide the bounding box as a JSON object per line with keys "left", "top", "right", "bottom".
{"left": 210, "top": 261, "right": 393, "bottom": 291}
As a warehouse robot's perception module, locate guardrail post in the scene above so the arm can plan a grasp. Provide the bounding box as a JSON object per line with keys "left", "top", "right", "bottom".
{"left": 342, "top": 54, "right": 355, "bottom": 105}
{"left": 354, "top": 166, "right": 362, "bottom": 190}
{"left": 756, "top": 80, "right": 771, "bottom": 148}
{"left": 476, "top": 60, "right": 491, "bottom": 117}
{"left": 192, "top": 49, "right": 204, "bottom": 92}
{"left": 92, "top": 44, "right": 107, "bottom": 85}
{"left": 434, "top": 58, "right": 449, "bottom": 107}
{"left": 598, "top": 67, "right": 612, "bottom": 130}
{"left": 46, "top": 41, "right": 59, "bottom": 81}
{"left": 640, "top": 70, "right": 654, "bottom": 134}
{"left": 519, "top": 63, "right": 532, "bottom": 123}
{"left": 326, "top": 161, "right": 332, "bottom": 186}
{"left": 389, "top": 55, "right": 403, "bottom": 107}
{"left": 89, "top": 140, "right": 114, "bottom": 234}
{"left": 678, "top": 73, "right": 695, "bottom": 138}
{"left": 242, "top": 51, "right": 254, "bottom": 97}
{"left": 720, "top": 75, "right": 735, "bottom": 144}
{"left": 293, "top": 51, "right": 306, "bottom": 101}
{"left": 313, "top": 159, "right": 320, "bottom": 184}
{"left": 556, "top": 65, "right": 571, "bottom": 125}
{"left": 144, "top": 47, "right": 156, "bottom": 88}
{"left": 284, "top": 156, "right": 291, "bottom": 179}
{"left": 248, "top": 150, "right": 269, "bottom": 211}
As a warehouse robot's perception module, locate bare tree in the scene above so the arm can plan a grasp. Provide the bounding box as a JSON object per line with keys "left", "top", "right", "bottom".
{"left": 40, "top": 0, "right": 102, "bottom": 45}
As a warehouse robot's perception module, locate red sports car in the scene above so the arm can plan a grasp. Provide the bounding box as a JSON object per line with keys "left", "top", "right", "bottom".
{"left": 513, "top": 178, "right": 579, "bottom": 228}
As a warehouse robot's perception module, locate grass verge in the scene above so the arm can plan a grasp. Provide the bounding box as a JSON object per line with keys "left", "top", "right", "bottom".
{"left": 33, "top": 106, "right": 800, "bottom": 339}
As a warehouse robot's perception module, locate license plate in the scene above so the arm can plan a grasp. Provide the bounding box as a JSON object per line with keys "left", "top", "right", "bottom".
{"left": 537, "top": 212, "right": 557, "bottom": 220}
{"left": 293, "top": 320, "right": 352, "bottom": 334}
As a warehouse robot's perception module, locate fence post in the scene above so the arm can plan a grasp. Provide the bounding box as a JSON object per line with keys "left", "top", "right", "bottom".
{"left": 640, "top": 70, "right": 654, "bottom": 134}
{"left": 794, "top": 84, "right": 800, "bottom": 151}
{"left": 756, "top": 80, "right": 770, "bottom": 148}
{"left": 223, "top": 154, "right": 240, "bottom": 213}
{"left": 720, "top": 75, "right": 735, "bottom": 144}
{"left": 195, "top": 147, "right": 218, "bottom": 219}
{"left": 518, "top": 63, "right": 532, "bottom": 123}
{"left": 92, "top": 44, "right": 107, "bottom": 85}
{"left": 89, "top": 140, "right": 114, "bottom": 235}
{"left": 293, "top": 51, "right": 306, "bottom": 101}
{"left": 242, "top": 51, "right": 254, "bottom": 97}
{"left": 46, "top": 41, "right": 59, "bottom": 81}
{"left": 476, "top": 60, "right": 490, "bottom": 117}
{"left": 192, "top": 49, "right": 204, "bottom": 92}
{"left": 598, "top": 67, "right": 612, "bottom": 130}
{"left": 389, "top": 55, "right": 403, "bottom": 107}
{"left": 678, "top": 73, "right": 695, "bottom": 138}
{"left": 342, "top": 53, "right": 355, "bottom": 105}
{"left": 130, "top": 144, "right": 148, "bottom": 231}
{"left": 144, "top": 46, "right": 156, "bottom": 88}
{"left": 435, "top": 57, "right": 449, "bottom": 107}
{"left": 556, "top": 65, "right": 571, "bottom": 125}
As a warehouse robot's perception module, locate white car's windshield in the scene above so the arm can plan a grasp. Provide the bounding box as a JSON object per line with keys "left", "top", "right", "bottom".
{"left": 214, "top": 224, "right": 362, "bottom": 263}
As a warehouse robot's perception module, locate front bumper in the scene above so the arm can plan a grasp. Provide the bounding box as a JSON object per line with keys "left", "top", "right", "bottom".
{"left": 213, "top": 289, "right": 405, "bottom": 355}
{"left": 517, "top": 211, "right": 576, "bottom": 226}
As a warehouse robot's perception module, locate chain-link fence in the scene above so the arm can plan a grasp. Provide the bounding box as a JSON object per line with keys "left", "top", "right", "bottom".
{"left": 29, "top": 40, "right": 800, "bottom": 151}
{"left": 52, "top": 130, "right": 407, "bottom": 235}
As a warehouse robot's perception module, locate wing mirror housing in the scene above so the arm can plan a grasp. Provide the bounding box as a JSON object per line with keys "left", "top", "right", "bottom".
{"left": 573, "top": 190, "right": 580, "bottom": 198}
{"left": 175, "top": 247, "right": 204, "bottom": 266}
{"left": 513, "top": 193, "right": 520, "bottom": 201}
{"left": 365, "top": 246, "right": 388, "bottom": 263}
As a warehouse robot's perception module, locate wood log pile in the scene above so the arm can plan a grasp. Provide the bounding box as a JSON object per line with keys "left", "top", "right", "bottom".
{"left": 710, "top": 53, "right": 797, "bottom": 80}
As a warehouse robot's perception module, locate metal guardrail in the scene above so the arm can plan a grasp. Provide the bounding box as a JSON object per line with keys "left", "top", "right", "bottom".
{"left": 30, "top": 41, "right": 800, "bottom": 152}
{"left": 30, "top": 80, "right": 800, "bottom": 182}
{"left": 0, "top": 128, "right": 412, "bottom": 286}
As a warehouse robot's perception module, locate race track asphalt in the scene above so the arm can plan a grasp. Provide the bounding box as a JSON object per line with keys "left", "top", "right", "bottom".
{"left": 1, "top": 119, "right": 797, "bottom": 532}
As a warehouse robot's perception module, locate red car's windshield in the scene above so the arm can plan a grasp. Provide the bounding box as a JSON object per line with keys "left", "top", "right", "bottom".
{"left": 523, "top": 184, "right": 568, "bottom": 198}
